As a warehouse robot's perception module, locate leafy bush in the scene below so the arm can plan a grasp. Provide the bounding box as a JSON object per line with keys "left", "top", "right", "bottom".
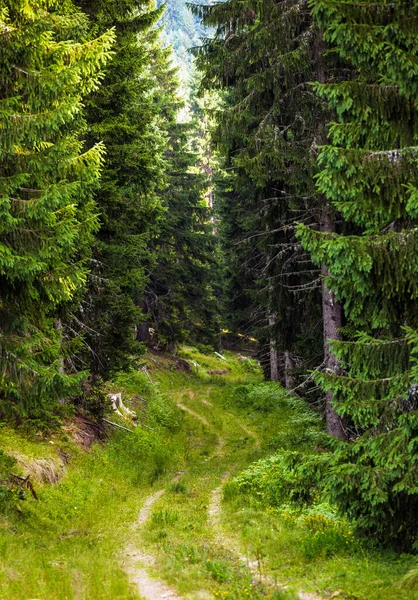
{"left": 205, "top": 559, "right": 233, "bottom": 583}
{"left": 226, "top": 451, "right": 326, "bottom": 507}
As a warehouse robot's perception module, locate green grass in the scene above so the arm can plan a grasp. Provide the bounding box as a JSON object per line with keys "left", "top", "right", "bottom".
{"left": 147, "top": 350, "right": 418, "bottom": 600}
{"left": 0, "top": 370, "right": 184, "bottom": 599}
{"left": 0, "top": 347, "right": 417, "bottom": 599}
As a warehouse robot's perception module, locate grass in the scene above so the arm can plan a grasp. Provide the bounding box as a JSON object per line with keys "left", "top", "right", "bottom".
{"left": 0, "top": 347, "right": 417, "bottom": 599}
{"left": 144, "top": 350, "right": 418, "bottom": 600}
{"left": 0, "top": 370, "right": 184, "bottom": 599}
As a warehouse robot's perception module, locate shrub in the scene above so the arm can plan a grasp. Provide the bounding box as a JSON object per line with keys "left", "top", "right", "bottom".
{"left": 232, "top": 382, "right": 287, "bottom": 412}
{"left": 227, "top": 451, "right": 327, "bottom": 507}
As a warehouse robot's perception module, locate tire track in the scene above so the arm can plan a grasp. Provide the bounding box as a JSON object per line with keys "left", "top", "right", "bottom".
{"left": 177, "top": 401, "right": 225, "bottom": 456}
{"left": 195, "top": 391, "right": 320, "bottom": 600}
{"left": 124, "top": 474, "right": 186, "bottom": 600}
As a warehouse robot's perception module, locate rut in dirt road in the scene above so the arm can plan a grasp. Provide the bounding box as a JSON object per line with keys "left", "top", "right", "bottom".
{"left": 123, "top": 475, "right": 186, "bottom": 600}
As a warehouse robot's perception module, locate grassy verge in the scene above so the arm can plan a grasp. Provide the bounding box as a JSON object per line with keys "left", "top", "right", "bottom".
{"left": 0, "top": 347, "right": 417, "bottom": 599}
{"left": 0, "top": 369, "right": 183, "bottom": 600}
{"left": 137, "top": 381, "right": 294, "bottom": 599}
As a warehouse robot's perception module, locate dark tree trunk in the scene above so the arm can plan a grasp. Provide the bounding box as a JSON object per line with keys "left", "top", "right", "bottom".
{"left": 135, "top": 300, "right": 151, "bottom": 343}
{"left": 314, "top": 33, "right": 347, "bottom": 439}
{"left": 269, "top": 318, "right": 279, "bottom": 381}
{"left": 321, "top": 209, "right": 347, "bottom": 439}
{"left": 284, "top": 350, "right": 295, "bottom": 390}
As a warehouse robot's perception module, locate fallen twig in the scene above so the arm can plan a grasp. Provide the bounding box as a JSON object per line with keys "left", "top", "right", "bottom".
{"left": 102, "top": 418, "right": 134, "bottom": 433}
{"left": 11, "top": 473, "right": 38, "bottom": 500}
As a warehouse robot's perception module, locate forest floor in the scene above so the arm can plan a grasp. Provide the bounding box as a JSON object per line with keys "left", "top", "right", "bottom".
{"left": 0, "top": 349, "right": 417, "bottom": 599}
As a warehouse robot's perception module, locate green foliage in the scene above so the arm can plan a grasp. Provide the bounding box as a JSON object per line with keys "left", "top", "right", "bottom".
{"left": 151, "top": 507, "right": 179, "bottom": 527}
{"left": 227, "top": 451, "right": 323, "bottom": 508}
{"left": 294, "top": 0, "right": 418, "bottom": 549}
{"left": 71, "top": 0, "right": 175, "bottom": 376}
{"left": 0, "top": 450, "right": 20, "bottom": 511}
{"left": 112, "top": 369, "right": 180, "bottom": 430}
{"left": 401, "top": 565, "right": 418, "bottom": 590}
{"left": 233, "top": 382, "right": 288, "bottom": 412}
{"left": 299, "top": 508, "right": 359, "bottom": 559}
{"left": 192, "top": 0, "right": 328, "bottom": 379}
{"left": 146, "top": 114, "right": 221, "bottom": 349}
{"left": 0, "top": 0, "right": 114, "bottom": 421}
{"left": 205, "top": 559, "right": 233, "bottom": 583}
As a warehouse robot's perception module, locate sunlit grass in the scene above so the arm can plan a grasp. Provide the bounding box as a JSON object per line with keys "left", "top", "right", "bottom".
{"left": 0, "top": 347, "right": 416, "bottom": 599}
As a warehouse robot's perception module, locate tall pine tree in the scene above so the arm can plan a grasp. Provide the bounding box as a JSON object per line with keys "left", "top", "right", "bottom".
{"left": 0, "top": 1, "right": 114, "bottom": 422}
{"left": 298, "top": 0, "right": 418, "bottom": 545}
{"left": 145, "top": 112, "right": 221, "bottom": 350}
{"left": 72, "top": 0, "right": 174, "bottom": 376}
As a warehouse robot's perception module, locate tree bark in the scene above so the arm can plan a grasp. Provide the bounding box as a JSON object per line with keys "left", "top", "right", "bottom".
{"left": 269, "top": 313, "right": 279, "bottom": 382}
{"left": 135, "top": 300, "right": 151, "bottom": 343}
{"left": 321, "top": 209, "right": 347, "bottom": 439}
{"left": 284, "top": 350, "right": 295, "bottom": 390}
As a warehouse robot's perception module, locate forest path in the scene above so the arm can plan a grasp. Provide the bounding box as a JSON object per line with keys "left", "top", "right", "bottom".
{"left": 124, "top": 379, "right": 320, "bottom": 600}
{"left": 125, "top": 479, "right": 184, "bottom": 600}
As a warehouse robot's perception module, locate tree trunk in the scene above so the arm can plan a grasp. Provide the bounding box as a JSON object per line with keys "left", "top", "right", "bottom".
{"left": 284, "top": 350, "right": 295, "bottom": 390}
{"left": 321, "top": 209, "right": 347, "bottom": 439}
{"left": 269, "top": 313, "right": 279, "bottom": 382}
{"left": 135, "top": 300, "right": 151, "bottom": 343}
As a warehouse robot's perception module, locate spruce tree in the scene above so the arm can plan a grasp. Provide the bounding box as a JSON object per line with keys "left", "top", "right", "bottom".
{"left": 298, "top": 0, "right": 418, "bottom": 545}
{"left": 146, "top": 113, "right": 221, "bottom": 350}
{"left": 72, "top": 0, "right": 175, "bottom": 376}
{"left": 0, "top": 1, "right": 114, "bottom": 421}
{"left": 193, "top": 0, "right": 343, "bottom": 431}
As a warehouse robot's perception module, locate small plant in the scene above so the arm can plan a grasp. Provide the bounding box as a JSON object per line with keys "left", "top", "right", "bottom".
{"left": 300, "top": 510, "right": 358, "bottom": 559}
{"left": 173, "top": 543, "right": 203, "bottom": 564}
{"left": 205, "top": 559, "right": 233, "bottom": 583}
{"left": 400, "top": 565, "right": 418, "bottom": 589}
{"left": 0, "top": 450, "right": 23, "bottom": 510}
{"left": 239, "top": 357, "right": 261, "bottom": 375}
{"left": 151, "top": 508, "right": 179, "bottom": 528}
{"left": 230, "top": 450, "right": 325, "bottom": 508}
{"left": 169, "top": 480, "right": 188, "bottom": 494}
{"left": 195, "top": 344, "right": 215, "bottom": 355}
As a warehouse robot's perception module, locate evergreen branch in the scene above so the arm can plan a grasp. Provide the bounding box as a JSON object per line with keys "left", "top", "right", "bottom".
{"left": 12, "top": 65, "right": 39, "bottom": 77}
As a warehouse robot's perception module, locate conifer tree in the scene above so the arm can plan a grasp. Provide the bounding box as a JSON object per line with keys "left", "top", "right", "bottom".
{"left": 146, "top": 113, "right": 221, "bottom": 350}
{"left": 193, "top": 0, "right": 343, "bottom": 432}
{"left": 0, "top": 1, "right": 114, "bottom": 421}
{"left": 298, "top": 0, "right": 418, "bottom": 544}
{"left": 72, "top": 0, "right": 175, "bottom": 376}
